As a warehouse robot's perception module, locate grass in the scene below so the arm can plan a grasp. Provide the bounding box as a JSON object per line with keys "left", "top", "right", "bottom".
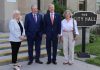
{"left": 75, "top": 35, "right": 100, "bottom": 66}
{"left": 86, "top": 56, "right": 100, "bottom": 66}
{"left": 75, "top": 36, "right": 100, "bottom": 56}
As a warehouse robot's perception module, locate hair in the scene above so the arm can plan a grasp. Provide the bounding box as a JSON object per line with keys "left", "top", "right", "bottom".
{"left": 63, "top": 10, "right": 73, "bottom": 18}
{"left": 12, "top": 10, "right": 22, "bottom": 20}
{"left": 48, "top": 3, "right": 55, "bottom": 8}
{"left": 31, "top": 4, "right": 37, "bottom": 9}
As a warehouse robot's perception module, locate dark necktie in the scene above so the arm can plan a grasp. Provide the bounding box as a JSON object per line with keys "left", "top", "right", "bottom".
{"left": 34, "top": 14, "right": 37, "bottom": 23}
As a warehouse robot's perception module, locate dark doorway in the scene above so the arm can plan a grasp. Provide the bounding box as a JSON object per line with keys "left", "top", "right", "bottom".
{"left": 37, "top": 0, "right": 40, "bottom": 10}
{"left": 79, "top": 0, "right": 87, "bottom": 11}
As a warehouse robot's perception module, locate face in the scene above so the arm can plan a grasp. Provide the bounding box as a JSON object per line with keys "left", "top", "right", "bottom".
{"left": 31, "top": 6, "right": 38, "bottom": 14}
{"left": 14, "top": 13, "right": 21, "bottom": 20}
{"left": 65, "top": 13, "right": 71, "bottom": 19}
{"left": 48, "top": 5, "right": 55, "bottom": 13}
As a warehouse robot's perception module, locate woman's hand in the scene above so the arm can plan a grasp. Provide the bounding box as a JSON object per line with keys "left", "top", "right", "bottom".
{"left": 19, "top": 35, "right": 26, "bottom": 41}
{"left": 73, "top": 35, "right": 79, "bottom": 41}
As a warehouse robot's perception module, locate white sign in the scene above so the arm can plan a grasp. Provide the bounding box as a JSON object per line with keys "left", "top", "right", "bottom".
{"left": 7, "top": 0, "right": 16, "bottom": 2}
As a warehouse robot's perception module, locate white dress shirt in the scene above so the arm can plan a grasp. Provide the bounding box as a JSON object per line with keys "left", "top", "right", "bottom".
{"left": 9, "top": 19, "right": 25, "bottom": 42}
{"left": 61, "top": 18, "right": 79, "bottom": 36}
{"left": 50, "top": 12, "right": 55, "bottom": 19}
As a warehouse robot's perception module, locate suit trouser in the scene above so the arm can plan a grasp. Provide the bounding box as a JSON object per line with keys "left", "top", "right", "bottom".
{"left": 10, "top": 42, "right": 21, "bottom": 64}
{"left": 62, "top": 32, "right": 75, "bottom": 63}
{"left": 27, "top": 34, "right": 42, "bottom": 62}
{"left": 46, "top": 35, "right": 58, "bottom": 62}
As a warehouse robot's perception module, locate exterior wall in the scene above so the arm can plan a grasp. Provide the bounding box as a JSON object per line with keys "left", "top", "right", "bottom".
{"left": 18, "top": 0, "right": 37, "bottom": 14}
{"left": 4, "top": 0, "right": 18, "bottom": 32}
{"left": 75, "top": 28, "right": 90, "bottom": 45}
{"left": 0, "top": 0, "right": 5, "bottom": 32}
{"left": 0, "top": 0, "right": 18, "bottom": 32}
{"left": 40, "top": 0, "right": 53, "bottom": 12}
{"left": 87, "top": 0, "right": 96, "bottom": 12}
{"left": 67, "top": 0, "right": 79, "bottom": 12}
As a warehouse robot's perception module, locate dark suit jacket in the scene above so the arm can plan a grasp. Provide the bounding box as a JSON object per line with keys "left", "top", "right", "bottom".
{"left": 44, "top": 13, "right": 61, "bottom": 37}
{"left": 24, "top": 12, "right": 43, "bottom": 38}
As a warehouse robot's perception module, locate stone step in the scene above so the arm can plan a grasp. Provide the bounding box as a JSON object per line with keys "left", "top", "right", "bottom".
{"left": 0, "top": 49, "right": 47, "bottom": 65}
{"left": 0, "top": 42, "right": 27, "bottom": 50}
{"left": 0, "top": 45, "right": 46, "bottom": 56}
{"left": 0, "top": 33, "right": 9, "bottom": 39}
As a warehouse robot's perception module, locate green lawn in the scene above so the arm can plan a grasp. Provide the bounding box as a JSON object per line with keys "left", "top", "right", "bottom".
{"left": 75, "top": 35, "right": 100, "bottom": 66}
{"left": 75, "top": 36, "right": 100, "bottom": 56}
{"left": 86, "top": 56, "right": 100, "bottom": 66}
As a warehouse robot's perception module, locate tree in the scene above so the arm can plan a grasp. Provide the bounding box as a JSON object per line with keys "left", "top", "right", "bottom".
{"left": 53, "top": 0, "right": 66, "bottom": 18}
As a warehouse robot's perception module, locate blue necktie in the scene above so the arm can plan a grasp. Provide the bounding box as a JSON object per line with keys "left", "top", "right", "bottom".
{"left": 34, "top": 14, "right": 37, "bottom": 23}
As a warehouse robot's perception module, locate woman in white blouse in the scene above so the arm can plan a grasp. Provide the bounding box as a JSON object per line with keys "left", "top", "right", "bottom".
{"left": 61, "top": 10, "right": 79, "bottom": 65}
{"left": 9, "top": 10, "right": 25, "bottom": 70}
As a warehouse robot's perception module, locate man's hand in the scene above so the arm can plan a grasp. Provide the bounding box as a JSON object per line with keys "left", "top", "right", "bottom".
{"left": 59, "top": 36, "right": 63, "bottom": 43}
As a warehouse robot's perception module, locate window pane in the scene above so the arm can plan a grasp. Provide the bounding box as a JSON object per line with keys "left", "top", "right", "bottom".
{"left": 96, "top": 0, "right": 100, "bottom": 14}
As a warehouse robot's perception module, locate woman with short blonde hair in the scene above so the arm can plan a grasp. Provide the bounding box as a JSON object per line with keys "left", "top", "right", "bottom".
{"left": 61, "top": 10, "right": 79, "bottom": 65}
{"left": 9, "top": 10, "right": 25, "bottom": 70}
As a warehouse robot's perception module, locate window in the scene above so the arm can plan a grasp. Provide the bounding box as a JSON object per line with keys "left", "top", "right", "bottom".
{"left": 96, "top": 0, "right": 100, "bottom": 14}
{"left": 57, "top": 0, "right": 66, "bottom": 7}
{"left": 79, "top": 1, "right": 86, "bottom": 11}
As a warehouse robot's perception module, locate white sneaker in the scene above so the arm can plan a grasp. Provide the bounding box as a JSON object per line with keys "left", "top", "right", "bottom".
{"left": 13, "top": 66, "right": 20, "bottom": 70}
{"left": 13, "top": 64, "right": 22, "bottom": 68}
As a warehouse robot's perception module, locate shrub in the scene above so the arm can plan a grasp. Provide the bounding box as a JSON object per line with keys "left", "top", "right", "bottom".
{"left": 89, "top": 33, "right": 96, "bottom": 43}
{"left": 53, "top": 0, "right": 66, "bottom": 19}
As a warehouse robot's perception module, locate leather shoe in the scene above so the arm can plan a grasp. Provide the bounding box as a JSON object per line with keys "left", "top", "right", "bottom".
{"left": 46, "top": 61, "right": 51, "bottom": 64}
{"left": 27, "top": 61, "right": 33, "bottom": 65}
{"left": 52, "top": 61, "right": 57, "bottom": 65}
{"left": 35, "top": 60, "right": 43, "bottom": 64}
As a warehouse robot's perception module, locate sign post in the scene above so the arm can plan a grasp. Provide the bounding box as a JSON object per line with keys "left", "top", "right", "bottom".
{"left": 73, "top": 11, "right": 97, "bottom": 58}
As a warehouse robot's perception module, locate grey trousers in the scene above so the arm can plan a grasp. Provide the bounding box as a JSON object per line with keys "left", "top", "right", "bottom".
{"left": 62, "top": 31, "right": 75, "bottom": 63}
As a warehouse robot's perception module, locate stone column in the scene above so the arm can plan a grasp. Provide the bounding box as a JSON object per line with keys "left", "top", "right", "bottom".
{"left": 0, "top": 0, "right": 18, "bottom": 32}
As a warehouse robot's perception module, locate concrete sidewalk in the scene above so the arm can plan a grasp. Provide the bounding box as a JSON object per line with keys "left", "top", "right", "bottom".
{"left": 0, "top": 56, "right": 100, "bottom": 70}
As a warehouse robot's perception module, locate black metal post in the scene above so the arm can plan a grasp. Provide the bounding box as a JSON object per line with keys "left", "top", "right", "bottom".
{"left": 82, "top": 27, "right": 86, "bottom": 53}
{"left": 77, "top": 0, "right": 90, "bottom": 58}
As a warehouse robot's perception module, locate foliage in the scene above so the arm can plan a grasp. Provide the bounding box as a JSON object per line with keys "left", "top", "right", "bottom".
{"left": 89, "top": 28, "right": 97, "bottom": 43}
{"left": 53, "top": 0, "right": 66, "bottom": 18}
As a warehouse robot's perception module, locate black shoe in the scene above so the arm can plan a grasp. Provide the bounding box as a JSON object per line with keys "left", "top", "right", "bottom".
{"left": 35, "top": 60, "right": 43, "bottom": 64}
{"left": 46, "top": 61, "right": 51, "bottom": 64}
{"left": 27, "top": 61, "right": 33, "bottom": 65}
{"left": 52, "top": 61, "right": 57, "bottom": 65}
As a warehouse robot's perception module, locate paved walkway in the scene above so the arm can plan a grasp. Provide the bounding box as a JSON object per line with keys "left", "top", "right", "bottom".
{"left": 0, "top": 56, "right": 100, "bottom": 70}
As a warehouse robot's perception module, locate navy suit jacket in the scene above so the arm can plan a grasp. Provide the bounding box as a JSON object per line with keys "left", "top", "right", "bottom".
{"left": 44, "top": 13, "right": 61, "bottom": 37}
{"left": 24, "top": 12, "right": 43, "bottom": 38}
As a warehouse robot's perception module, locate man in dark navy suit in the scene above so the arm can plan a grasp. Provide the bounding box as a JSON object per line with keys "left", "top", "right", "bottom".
{"left": 24, "top": 5, "right": 43, "bottom": 65}
{"left": 44, "top": 4, "right": 61, "bottom": 65}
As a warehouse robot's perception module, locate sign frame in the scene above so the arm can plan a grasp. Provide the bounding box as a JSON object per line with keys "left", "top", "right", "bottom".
{"left": 73, "top": 11, "right": 97, "bottom": 27}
